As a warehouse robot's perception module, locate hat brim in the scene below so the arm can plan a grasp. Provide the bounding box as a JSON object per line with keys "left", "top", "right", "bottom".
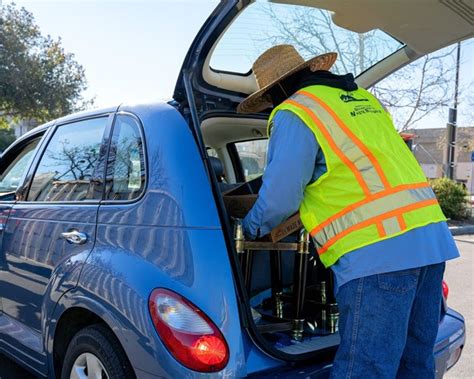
{"left": 237, "top": 52, "right": 337, "bottom": 114}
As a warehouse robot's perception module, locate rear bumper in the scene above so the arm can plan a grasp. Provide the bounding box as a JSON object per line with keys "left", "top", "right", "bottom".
{"left": 248, "top": 362, "right": 332, "bottom": 378}
{"left": 249, "top": 308, "right": 465, "bottom": 378}
{"left": 434, "top": 308, "right": 465, "bottom": 378}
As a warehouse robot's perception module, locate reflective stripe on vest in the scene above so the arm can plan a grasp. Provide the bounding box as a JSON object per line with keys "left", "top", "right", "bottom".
{"left": 287, "top": 90, "right": 391, "bottom": 195}
{"left": 312, "top": 184, "right": 437, "bottom": 253}
{"left": 283, "top": 90, "right": 440, "bottom": 255}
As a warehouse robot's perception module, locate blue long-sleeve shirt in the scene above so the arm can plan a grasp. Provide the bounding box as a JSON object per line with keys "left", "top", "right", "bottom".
{"left": 243, "top": 110, "right": 459, "bottom": 294}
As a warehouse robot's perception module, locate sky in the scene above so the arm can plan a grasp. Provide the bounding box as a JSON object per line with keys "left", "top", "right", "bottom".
{"left": 3, "top": 0, "right": 473, "bottom": 129}
{"left": 5, "top": 0, "right": 220, "bottom": 106}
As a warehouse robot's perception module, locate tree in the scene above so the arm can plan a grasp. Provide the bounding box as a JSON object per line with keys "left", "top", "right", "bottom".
{"left": 430, "top": 177, "right": 470, "bottom": 220}
{"left": 0, "top": 3, "right": 92, "bottom": 125}
{"left": 262, "top": 5, "right": 458, "bottom": 131}
{"left": 0, "top": 124, "right": 15, "bottom": 151}
{"left": 372, "top": 49, "right": 457, "bottom": 131}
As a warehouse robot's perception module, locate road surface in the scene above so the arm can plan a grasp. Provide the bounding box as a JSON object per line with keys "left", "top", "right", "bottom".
{"left": 444, "top": 234, "right": 473, "bottom": 378}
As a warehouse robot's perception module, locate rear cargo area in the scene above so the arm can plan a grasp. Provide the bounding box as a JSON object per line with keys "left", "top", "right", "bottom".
{"left": 221, "top": 177, "right": 340, "bottom": 357}
{"left": 246, "top": 250, "right": 341, "bottom": 355}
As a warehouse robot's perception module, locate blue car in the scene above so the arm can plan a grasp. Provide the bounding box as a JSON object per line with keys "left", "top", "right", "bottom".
{"left": 0, "top": 1, "right": 468, "bottom": 378}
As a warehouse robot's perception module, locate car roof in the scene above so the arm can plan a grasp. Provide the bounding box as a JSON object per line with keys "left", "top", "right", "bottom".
{"left": 20, "top": 102, "right": 179, "bottom": 141}
{"left": 22, "top": 105, "right": 119, "bottom": 136}
{"left": 54, "top": 105, "right": 119, "bottom": 124}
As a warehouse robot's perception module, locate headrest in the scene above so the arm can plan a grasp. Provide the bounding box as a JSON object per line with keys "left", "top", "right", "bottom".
{"left": 209, "top": 156, "right": 225, "bottom": 178}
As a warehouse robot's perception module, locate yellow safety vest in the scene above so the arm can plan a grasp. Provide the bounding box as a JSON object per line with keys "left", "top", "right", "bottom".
{"left": 268, "top": 85, "right": 446, "bottom": 268}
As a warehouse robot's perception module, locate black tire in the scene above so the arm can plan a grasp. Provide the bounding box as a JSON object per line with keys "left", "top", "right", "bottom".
{"left": 61, "top": 324, "right": 135, "bottom": 379}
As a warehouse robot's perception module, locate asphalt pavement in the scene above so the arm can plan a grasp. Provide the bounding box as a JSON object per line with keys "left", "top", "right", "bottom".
{"left": 0, "top": 235, "right": 473, "bottom": 379}
{"left": 444, "top": 234, "right": 474, "bottom": 378}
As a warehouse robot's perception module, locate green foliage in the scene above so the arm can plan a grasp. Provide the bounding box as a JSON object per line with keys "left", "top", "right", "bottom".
{"left": 0, "top": 3, "right": 93, "bottom": 124}
{"left": 0, "top": 124, "right": 15, "bottom": 152}
{"left": 430, "top": 178, "right": 470, "bottom": 220}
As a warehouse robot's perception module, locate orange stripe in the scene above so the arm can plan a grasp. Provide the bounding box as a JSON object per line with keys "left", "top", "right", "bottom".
{"left": 376, "top": 222, "right": 386, "bottom": 237}
{"left": 310, "top": 181, "right": 431, "bottom": 237}
{"left": 285, "top": 99, "right": 371, "bottom": 196}
{"left": 298, "top": 90, "right": 392, "bottom": 190}
{"left": 397, "top": 214, "right": 407, "bottom": 230}
{"left": 317, "top": 198, "right": 439, "bottom": 255}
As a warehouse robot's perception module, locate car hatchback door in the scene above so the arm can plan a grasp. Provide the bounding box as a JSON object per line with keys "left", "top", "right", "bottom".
{"left": 0, "top": 114, "right": 112, "bottom": 357}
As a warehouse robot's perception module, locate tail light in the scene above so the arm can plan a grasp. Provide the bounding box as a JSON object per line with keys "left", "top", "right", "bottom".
{"left": 446, "top": 346, "right": 463, "bottom": 370}
{"left": 148, "top": 288, "right": 229, "bottom": 372}
{"left": 442, "top": 280, "right": 449, "bottom": 300}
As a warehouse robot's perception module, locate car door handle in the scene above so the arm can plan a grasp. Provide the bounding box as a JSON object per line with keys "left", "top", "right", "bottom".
{"left": 61, "top": 230, "right": 88, "bottom": 245}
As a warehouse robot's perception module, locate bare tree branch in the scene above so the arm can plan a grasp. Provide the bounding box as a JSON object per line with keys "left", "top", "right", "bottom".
{"left": 401, "top": 55, "right": 429, "bottom": 130}
{"left": 262, "top": 4, "right": 457, "bottom": 131}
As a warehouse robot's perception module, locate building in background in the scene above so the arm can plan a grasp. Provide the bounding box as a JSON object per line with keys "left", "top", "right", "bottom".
{"left": 409, "top": 127, "right": 474, "bottom": 194}
{"left": 11, "top": 119, "right": 39, "bottom": 139}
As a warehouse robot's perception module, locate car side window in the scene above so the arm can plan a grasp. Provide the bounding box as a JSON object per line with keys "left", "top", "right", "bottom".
{"left": 27, "top": 117, "right": 108, "bottom": 202}
{"left": 0, "top": 138, "right": 40, "bottom": 199}
{"left": 105, "top": 115, "right": 145, "bottom": 201}
{"left": 235, "top": 140, "right": 268, "bottom": 181}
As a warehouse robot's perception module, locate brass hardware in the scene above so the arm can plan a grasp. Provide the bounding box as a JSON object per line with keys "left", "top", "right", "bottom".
{"left": 234, "top": 219, "right": 245, "bottom": 254}
{"left": 297, "top": 229, "right": 310, "bottom": 254}
{"left": 291, "top": 319, "right": 305, "bottom": 341}
{"left": 320, "top": 281, "right": 327, "bottom": 304}
{"left": 275, "top": 292, "right": 284, "bottom": 318}
{"left": 328, "top": 304, "right": 339, "bottom": 334}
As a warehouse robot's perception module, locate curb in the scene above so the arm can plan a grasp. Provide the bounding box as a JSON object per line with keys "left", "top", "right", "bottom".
{"left": 449, "top": 225, "right": 474, "bottom": 236}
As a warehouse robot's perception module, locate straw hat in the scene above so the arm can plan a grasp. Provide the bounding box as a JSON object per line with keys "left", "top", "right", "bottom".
{"left": 237, "top": 45, "right": 337, "bottom": 114}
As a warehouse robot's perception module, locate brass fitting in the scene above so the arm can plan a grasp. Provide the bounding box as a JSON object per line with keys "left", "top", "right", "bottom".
{"left": 292, "top": 319, "right": 305, "bottom": 341}
{"left": 234, "top": 219, "right": 245, "bottom": 254}
{"left": 297, "top": 229, "right": 310, "bottom": 254}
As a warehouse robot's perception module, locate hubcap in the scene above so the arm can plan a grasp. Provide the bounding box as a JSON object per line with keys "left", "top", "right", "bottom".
{"left": 70, "top": 352, "right": 109, "bottom": 379}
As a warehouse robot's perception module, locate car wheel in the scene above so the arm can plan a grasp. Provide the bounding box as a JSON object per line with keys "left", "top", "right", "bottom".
{"left": 61, "top": 324, "right": 134, "bottom": 379}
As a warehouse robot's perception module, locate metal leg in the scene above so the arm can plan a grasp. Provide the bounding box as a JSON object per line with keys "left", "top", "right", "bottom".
{"left": 234, "top": 219, "right": 250, "bottom": 293}
{"left": 244, "top": 250, "right": 253, "bottom": 293}
{"left": 292, "top": 229, "right": 310, "bottom": 340}
{"left": 270, "top": 250, "right": 283, "bottom": 318}
{"left": 234, "top": 219, "right": 316, "bottom": 338}
{"left": 327, "top": 266, "right": 339, "bottom": 333}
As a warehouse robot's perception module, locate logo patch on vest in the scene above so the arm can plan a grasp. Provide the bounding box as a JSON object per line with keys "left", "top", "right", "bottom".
{"left": 350, "top": 105, "right": 383, "bottom": 117}
{"left": 339, "top": 92, "right": 368, "bottom": 103}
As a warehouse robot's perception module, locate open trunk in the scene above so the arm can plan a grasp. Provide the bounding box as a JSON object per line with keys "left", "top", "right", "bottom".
{"left": 197, "top": 112, "right": 342, "bottom": 362}
{"left": 212, "top": 155, "right": 341, "bottom": 357}
{"left": 226, "top": 185, "right": 342, "bottom": 357}
{"left": 172, "top": 0, "right": 473, "bottom": 363}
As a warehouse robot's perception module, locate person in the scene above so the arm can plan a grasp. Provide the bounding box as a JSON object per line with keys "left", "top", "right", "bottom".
{"left": 237, "top": 44, "right": 459, "bottom": 378}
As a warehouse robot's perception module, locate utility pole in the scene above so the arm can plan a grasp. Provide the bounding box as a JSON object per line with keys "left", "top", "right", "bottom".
{"left": 446, "top": 41, "right": 461, "bottom": 179}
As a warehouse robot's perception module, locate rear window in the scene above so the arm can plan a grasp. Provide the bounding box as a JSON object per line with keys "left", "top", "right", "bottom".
{"left": 105, "top": 115, "right": 145, "bottom": 201}
{"left": 235, "top": 140, "right": 268, "bottom": 181}
{"left": 210, "top": 1, "right": 403, "bottom": 75}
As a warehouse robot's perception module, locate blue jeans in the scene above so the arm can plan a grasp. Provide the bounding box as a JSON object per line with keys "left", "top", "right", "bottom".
{"left": 330, "top": 263, "right": 445, "bottom": 379}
